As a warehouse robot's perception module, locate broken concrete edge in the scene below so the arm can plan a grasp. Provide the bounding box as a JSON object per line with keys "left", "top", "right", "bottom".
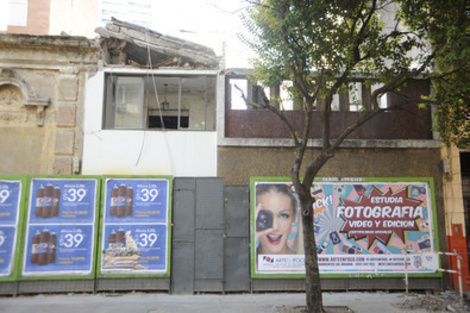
{"left": 110, "top": 17, "right": 216, "bottom": 56}
{"left": 0, "top": 33, "right": 100, "bottom": 51}
{"left": 95, "top": 17, "right": 220, "bottom": 69}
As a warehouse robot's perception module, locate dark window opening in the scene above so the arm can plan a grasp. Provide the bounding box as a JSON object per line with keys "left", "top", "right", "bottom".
{"left": 149, "top": 116, "right": 189, "bottom": 129}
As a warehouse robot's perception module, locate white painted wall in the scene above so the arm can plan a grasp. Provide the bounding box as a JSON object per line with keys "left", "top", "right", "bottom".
{"left": 82, "top": 71, "right": 217, "bottom": 177}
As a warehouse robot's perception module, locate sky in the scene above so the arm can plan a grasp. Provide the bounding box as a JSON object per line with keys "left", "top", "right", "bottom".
{"left": 1, "top": 0, "right": 254, "bottom": 68}
{"left": 150, "top": 0, "right": 253, "bottom": 68}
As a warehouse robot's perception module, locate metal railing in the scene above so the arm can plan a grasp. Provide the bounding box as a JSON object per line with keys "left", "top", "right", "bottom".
{"left": 403, "top": 250, "right": 463, "bottom": 306}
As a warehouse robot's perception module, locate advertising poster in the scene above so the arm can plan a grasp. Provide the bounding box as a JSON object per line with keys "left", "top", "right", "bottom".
{"left": 99, "top": 177, "right": 171, "bottom": 276}
{"left": 251, "top": 177, "right": 439, "bottom": 277}
{"left": 0, "top": 179, "right": 23, "bottom": 278}
{"left": 22, "top": 177, "right": 99, "bottom": 277}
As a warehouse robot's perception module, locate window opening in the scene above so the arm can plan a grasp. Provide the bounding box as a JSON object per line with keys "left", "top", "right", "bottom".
{"left": 229, "top": 78, "right": 248, "bottom": 110}
{"left": 228, "top": 77, "right": 295, "bottom": 111}
{"left": 114, "top": 76, "right": 144, "bottom": 129}
{"left": 349, "top": 82, "right": 362, "bottom": 112}
{"left": 103, "top": 73, "right": 216, "bottom": 130}
{"left": 371, "top": 83, "right": 389, "bottom": 109}
{"left": 279, "top": 81, "right": 294, "bottom": 110}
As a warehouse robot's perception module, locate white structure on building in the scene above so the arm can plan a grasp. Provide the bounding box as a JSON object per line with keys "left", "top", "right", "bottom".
{"left": 82, "top": 19, "right": 220, "bottom": 177}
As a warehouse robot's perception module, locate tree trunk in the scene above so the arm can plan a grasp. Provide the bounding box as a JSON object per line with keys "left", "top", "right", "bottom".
{"left": 301, "top": 198, "right": 325, "bottom": 313}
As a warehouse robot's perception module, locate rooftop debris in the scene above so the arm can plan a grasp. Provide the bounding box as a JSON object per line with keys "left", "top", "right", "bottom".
{"left": 96, "top": 18, "right": 219, "bottom": 69}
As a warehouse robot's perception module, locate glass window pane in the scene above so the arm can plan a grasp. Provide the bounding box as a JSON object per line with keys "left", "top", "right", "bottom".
{"left": 114, "top": 76, "right": 144, "bottom": 129}
{"left": 182, "top": 76, "right": 216, "bottom": 130}
{"left": 105, "top": 74, "right": 216, "bottom": 131}
{"left": 147, "top": 76, "right": 180, "bottom": 129}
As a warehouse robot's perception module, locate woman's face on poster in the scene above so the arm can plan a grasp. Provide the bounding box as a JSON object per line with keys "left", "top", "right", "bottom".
{"left": 257, "top": 190, "right": 295, "bottom": 254}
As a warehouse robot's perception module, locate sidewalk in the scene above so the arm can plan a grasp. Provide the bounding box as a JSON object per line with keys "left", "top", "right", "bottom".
{"left": 0, "top": 291, "right": 437, "bottom": 313}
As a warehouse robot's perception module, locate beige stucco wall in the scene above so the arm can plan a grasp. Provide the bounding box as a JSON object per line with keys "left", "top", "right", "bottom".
{"left": 441, "top": 145, "right": 467, "bottom": 237}
{"left": 0, "top": 34, "right": 99, "bottom": 175}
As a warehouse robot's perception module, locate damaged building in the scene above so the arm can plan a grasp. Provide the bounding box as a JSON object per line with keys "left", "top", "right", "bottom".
{"left": 0, "top": 16, "right": 467, "bottom": 296}
{"left": 0, "top": 33, "right": 99, "bottom": 175}
{"left": 97, "top": 18, "right": 219, "bottom": 69}
{"left": 82, "top": 19, "right": 220, "bottom": 176}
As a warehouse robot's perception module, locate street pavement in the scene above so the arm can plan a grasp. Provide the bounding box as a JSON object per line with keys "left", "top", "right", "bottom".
{"left": 0, "top": 291, "right": 431, "bottom": 313}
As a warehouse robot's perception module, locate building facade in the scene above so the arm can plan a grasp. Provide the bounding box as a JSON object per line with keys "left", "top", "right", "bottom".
{"left": 0, "top": 34, "right": 99, "bottom": 175}
{"left": 82, "top": 19, "right": 220, "bottom": 177}
{"left": 0, "top": 4, "right": 468, "bottom": 294}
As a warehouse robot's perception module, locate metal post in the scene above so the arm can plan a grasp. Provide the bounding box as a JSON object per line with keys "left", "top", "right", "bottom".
{"left": 403, "top": 251, "right": 409, "bottom": 294}
{"left": 457, "top": 255, "right": 463, "bottom": 306}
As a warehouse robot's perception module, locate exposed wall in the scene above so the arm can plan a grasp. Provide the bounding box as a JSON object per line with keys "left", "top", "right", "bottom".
{"left": 218, "top": 146, "right": 447, "bottom": 263}
{"left": 218, "top": 147, "right": 442, "bottom": 185}
{"left": 4, "top": 0, "right": 51, "bottom": 35}
{"left": 0, "top": 34, "right": 100, "bottom": 175}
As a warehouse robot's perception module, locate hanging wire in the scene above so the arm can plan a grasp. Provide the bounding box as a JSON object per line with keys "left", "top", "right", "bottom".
{"left": 145, "top": 31, "right": 166, "bottom": 130}
{"left": 134, "top": 30, "right": 176, "bottom": 175}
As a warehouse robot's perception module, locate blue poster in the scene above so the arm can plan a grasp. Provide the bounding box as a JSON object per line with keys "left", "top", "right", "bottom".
{"left": 22, "top": 177, "right": 98, "bottom": 277}
{"left": 101, "top": 178, "right": 170, "bottom": 275}
{"left": 22, "top": 225, "right": 94, "bottom": 275}
{"left": 104, "top": 179, "right": 169, "bottom": 224}
{"left": 101, "top": 224, "right": 167, "bottom": 272}
{"left": 0, "top": 226, "right": 18, "bottom": 276}
{"left": 0, "top": 180, "right": 22, "bottom": 277}
{"left": 28, "top": 178, "right": 97, "bottom": 224}
{"left": 0, "top": 180, "right": 21, "bottom": 225}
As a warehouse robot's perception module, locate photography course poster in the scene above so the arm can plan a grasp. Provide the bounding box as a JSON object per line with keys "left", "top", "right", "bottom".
{"left": 0, "top": 178, "right": 23, "bottom": 278}
{"left": 99, "top": 177, "right": 171, "bottom": 276}
{"left": 251, "top": 177, "right": 439, "bottom": 277}
{"left": 22, "top": 177, "right": 99, "bottom": 277}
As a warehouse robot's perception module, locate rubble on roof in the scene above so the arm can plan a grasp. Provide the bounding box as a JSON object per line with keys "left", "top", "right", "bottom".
{"left": 95, "top": 18, "right": 220, "bottom": 69}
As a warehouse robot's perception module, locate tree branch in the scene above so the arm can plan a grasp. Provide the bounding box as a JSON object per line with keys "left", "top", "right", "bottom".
{"left": 372, "top": 52, "right": 435, "bottom": 99}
